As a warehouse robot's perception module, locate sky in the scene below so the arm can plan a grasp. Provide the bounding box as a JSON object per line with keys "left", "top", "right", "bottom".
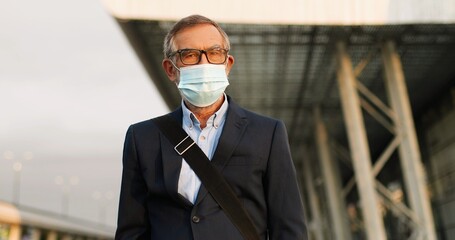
{"left": 0, "top": 0, "right": 168, "bottom": 231}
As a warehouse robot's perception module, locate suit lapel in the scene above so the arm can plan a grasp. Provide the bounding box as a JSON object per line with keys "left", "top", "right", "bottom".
{"left": 194, "top": 99, "right": 248, "bottom": 205}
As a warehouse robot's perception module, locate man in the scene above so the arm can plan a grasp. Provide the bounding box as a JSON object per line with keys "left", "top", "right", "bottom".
{"left": 116, "top": 15, "right": 307, "bottom": 240}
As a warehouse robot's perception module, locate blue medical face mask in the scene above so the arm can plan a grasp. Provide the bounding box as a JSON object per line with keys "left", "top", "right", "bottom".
{"left": 175, "top": 64, "right": 229, "bottom": 107}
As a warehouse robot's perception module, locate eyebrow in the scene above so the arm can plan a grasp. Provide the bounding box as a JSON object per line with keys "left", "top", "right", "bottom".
{"left": 210, "top": 44, "right": 223, "bottom": 48}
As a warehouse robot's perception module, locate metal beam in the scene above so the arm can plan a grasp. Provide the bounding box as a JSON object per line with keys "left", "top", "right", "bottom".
{"left": 301, "top": 147, "right": 325, "bottom": 240}
{"left": 289, "top": 27, "right": 317, "bottom": 142}
{"left": 335, "top": 41, "right": 387, "bottom": 240}
{"left": 341, "top": 135, "right": 401, "bottom": 197}
{"left": 313, "top": 106, "right": 352, "bottom": 240}
{"left": 381, "top": 40, "right": 437, "bottom": 240}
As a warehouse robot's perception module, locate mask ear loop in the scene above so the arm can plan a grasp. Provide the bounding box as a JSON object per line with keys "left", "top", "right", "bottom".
{"left": 169, "top": 59, "right": 180, "bottom": 71}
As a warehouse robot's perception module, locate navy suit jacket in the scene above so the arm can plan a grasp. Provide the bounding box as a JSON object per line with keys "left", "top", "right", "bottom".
{"left": 115, "top": 97, "right": 308, "bottom": 240}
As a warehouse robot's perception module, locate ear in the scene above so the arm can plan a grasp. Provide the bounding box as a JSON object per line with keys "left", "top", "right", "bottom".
{"left": 225, "top": 55, "right": 235, "bottom": 76}
{"left": 162, "top": 59, "right": 178, "bottom": 82}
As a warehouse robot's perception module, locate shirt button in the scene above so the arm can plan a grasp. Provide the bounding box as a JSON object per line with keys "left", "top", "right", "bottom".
{"left": 200, "top": 136, "right": 206, "bottom": 141}
{"left": 192, "top": 215, "right": 200, "bottom": 223}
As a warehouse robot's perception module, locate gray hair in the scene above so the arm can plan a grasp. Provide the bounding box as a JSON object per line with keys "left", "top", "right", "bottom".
{"left": 163, "top": 15, "right": 231, "bottom": 59}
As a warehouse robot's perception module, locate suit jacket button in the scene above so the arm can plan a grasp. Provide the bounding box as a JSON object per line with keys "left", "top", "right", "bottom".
{"left": 192, "top": 215, "right": 200, "bottom": 223}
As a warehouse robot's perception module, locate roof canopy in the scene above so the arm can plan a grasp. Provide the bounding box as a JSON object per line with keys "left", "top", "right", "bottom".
{"left": 117, "top": 19, "right": 455, "bottom": 163}
{"left": 103, "top": 0, "right": 455, "bottom": 25}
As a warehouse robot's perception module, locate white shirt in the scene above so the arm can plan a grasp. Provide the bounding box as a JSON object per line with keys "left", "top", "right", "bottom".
{"left": 178, "top": 97, "right": 229, "bottom": 204}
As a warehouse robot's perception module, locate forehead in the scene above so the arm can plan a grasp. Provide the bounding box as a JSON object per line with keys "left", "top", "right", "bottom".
{"left": 173, "top": 24, "right": 224, "bottom": 49}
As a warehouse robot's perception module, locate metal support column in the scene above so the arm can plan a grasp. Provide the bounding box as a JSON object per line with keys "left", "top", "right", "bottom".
{"left": 335, "top": 41, "right": 387, "bottom": 240}
{"left": 46, "top": 231, "right": 58, "bottom": 240}
{"left": 9, "top": 224, "right": 21, "bottom": 240}
{"left": 381, "top": 40, "right": 437, "bottom": 240}
{"left": 301, "top": 147, "right": 325, "bottom": 240}
{"left": 313, "top": 107, "right": 352, "bottom": 240}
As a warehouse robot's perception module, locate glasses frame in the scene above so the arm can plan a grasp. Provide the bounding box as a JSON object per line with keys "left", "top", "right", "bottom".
{"left": 169, "top": 48, "right": 229, "bottom": 65}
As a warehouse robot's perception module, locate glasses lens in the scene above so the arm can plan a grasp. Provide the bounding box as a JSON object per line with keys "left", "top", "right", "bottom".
{"left": 178, "top": 48, "right": 228, "bottom": 65}
{"left": 206, "top": 49, "right": 227, "bottom": 64}
{"left": 180, "top": 49, "right": 201, "bottom": 65}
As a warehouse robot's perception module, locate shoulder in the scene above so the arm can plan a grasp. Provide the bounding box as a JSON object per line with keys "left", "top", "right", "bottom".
{"left": 130, "top": 118, "right": 156, "bottom": 129}
{"left": 128, "top": 119, "right": 157, "bottom": 134}
{"left": 228, "top": 98, "right": 281, "bottom": 124}
{"left": 122, "top": 119, "right": 159, "bottom": 146}
{"left": 129, "top": 107, "right": 182, "bottom": 133}
{"left": 228, "top": 99, "right": 286, "bottom": 131}
{"left": 243, "top": 107, "right": 281, "bottom": 125}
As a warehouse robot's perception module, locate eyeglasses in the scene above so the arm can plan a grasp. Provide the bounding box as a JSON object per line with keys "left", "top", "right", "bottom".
{"left": 169, "top": 48, "right": 229, "bottom": 65}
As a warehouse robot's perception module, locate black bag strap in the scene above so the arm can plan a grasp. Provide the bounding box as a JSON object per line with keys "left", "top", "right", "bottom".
{"left": 153, "top": 114, "right": 260, "bottom": 240}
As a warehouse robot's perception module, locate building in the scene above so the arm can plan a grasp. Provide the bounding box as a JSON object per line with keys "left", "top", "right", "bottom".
{"left": 102, "top": 0, "right": 455, "bottom": 239}
{"left": 0, "top": 201, "right": 113, "bottom": 240}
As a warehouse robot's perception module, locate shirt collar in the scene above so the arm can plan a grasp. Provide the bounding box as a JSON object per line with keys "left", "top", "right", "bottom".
{"left": 181, "top": 94, "right": 229, "bottom": 129}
